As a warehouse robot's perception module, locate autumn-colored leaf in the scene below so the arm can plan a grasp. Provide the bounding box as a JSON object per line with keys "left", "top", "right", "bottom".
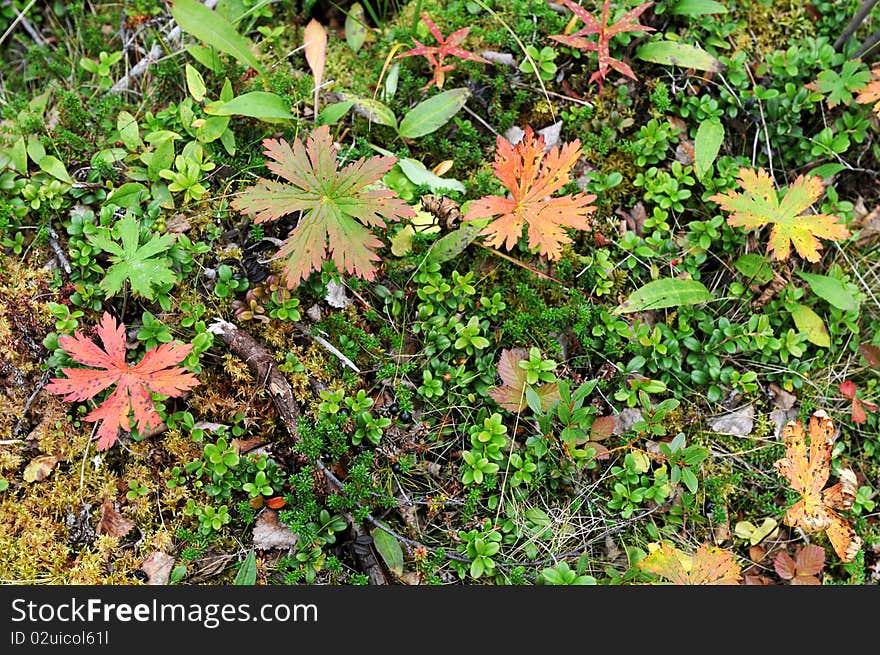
{"left": 637, "top": 542, "right": 742, "bottom": 585}
{"left": 141, "top": 551, "right": 176, "bottom": 585}
{"left": 550, "top": 0, "right": 654, "bottom": 86}
{"left": 463, "top": 126, "right": 596, "bottom": 260}
{"left": 710, "top": 168, "right": 849, "bottom": 262}
{"left": 855, "top": 66, "right": 880, "bottom": 116}
{"left": 303, "top": 19, "right": 327, "bottom": 115}
{"left": 45, "top": 312, "right": 199, "bottom": 450}
{"left": 23, "top": 454, "right": 62, "bottom": 483}
{"left": 231, "top": 125, "right": 414, "bottom": 287}
{"left": 488, "top": 347, "right": 560, "bottom": 412}
{"left": 774, "top": 545, "right": 824, "bottom": 585}
{"left": 397, "top": 13, "right": 488, "bottom": 89}
{"left": 839, "top": 380, "right": 878, "bottom": 424}
{"left": 96, "top": 498, "right": 135, "bottom": 538}
{"left": 773, "top": 410, "right": 862, "bottom": 562}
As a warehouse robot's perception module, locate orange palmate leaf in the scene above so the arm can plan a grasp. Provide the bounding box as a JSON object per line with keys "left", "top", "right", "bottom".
{"left": 773, "top": 410, "right": 862, "bottom": 562}
{"left": 463, "top": 126, "right": 596, "bottom": 260}
{"left": 637, "top": 542, "right": 741, "bottom": 585}
{"left": 855, "top": 66, "right": 880, "bottom": 116}
{"left": 45, "top": 312, "right": 199, "bottom": 450}
{"left": 487, "top": 348, "right": 560, "bottom": 413}
{"left": 709, "top": 168, "right": 849, "bottom": 262}
{"left": 231, "top": 125, "right": 414, "bottom": 287}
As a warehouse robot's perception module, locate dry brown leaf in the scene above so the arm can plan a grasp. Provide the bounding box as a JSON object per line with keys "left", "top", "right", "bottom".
{"left": 141, "top": 551, "right": 176, "bottom": 585}
{"left": 304, "top": 19, "right": 327, "bottom": 115}
{"left": 23, "top": 454, "right": 61, "bottom": 483}
{"left": 231, "top": 436, "right": 266, "bottom": 455}
{"left": 96, "top": 498, "right": 135, "bottom": 538}
{"left": 774, "top": 410, "right": 862, "bottom": 562}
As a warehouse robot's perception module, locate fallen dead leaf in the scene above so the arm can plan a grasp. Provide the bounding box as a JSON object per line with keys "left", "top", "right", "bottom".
{"left": 96, "top": 498, "right": 135, "bottom": 538}
{"left": 253, "top": 509, "right": 298, "bottom": 550}
{"left": 231, "top": 436, "right": 266, "bottom": 455}
{"left": 710, "top": 405, "right": 755, "bottom": 436}
{"left": 141, "top": 551, "right": 176, "bottom": 585}
{"left": 23, "top": 454, "right": 62, "bottom": 483}
{"left": 769, "top": 383, "right": 797, "bottom": 410}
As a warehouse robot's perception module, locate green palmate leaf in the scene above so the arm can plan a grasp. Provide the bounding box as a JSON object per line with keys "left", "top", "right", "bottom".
{"left": 231, "top": 125, "right": 414, "bottom": 287}
{"left": 398, "top": 87, "right": 470, "bottom": 138}
{"left": 796, "top": 271, "right": 860, "bottom": 313}
{"left": 168, "top": 0, "right": 266, "bottom": 78}
{"left": 370, "top": 527, "right": 404, "bottom": 576}
{"left": 86, "top": 213, "right": 177, "bottom": 299}
{"left": 108, "top": 182, "right": 149, "bottom": 209}
{"left": 671, "top": 0, "right": 728, "bottom": 15}
{"left": 806, "top": 60, "right": 873, "bottom": 108}
{"left": 694, "top": 118, "right": 723, "bottom": 181}
{"left": 204, "top": 91, "right": 294, "bottom": 120}
{"left": 616, "top": 278, "right": 713, "bottom": 314}
{"left": 234, "top": 550, "right": 257, "bottom": 585}
{"left": 635, "top": 40, "right": 722, "bottom": 72}
{"left": 734, "top": 253, "right": 774, "bottom": 284}
{"left": 789, "top": 303, "right": 830, "bottom": 347}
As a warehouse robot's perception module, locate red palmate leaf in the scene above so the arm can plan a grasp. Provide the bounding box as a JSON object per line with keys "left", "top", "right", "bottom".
{"left": 550, "top": 0, "right": 654, "bottom": 85}
{"left": 464, "top": 126, "right": 596, "bottom": 260}
{"left": 398, "top": 13, "right": 489, "bottom": 89}
{"left": 45, "top": 312, "right": 199, "bottom": 450}
{"left": 231, "top": 125, "right": 414, "bottom": 287}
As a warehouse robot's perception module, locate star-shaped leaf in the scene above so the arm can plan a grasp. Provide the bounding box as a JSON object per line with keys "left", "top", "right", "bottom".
{"left": 86, "top": 214, "right": 177, "bottom": 299}
{"left": 550, "top": 0, "right": 654, "bottom": 85}
{"left": 709, "top": 168, "right": 849, "bottom": 262}
{"left": 398, "top": 13, "right": 488, "bottom": 89}
{"left": 231, "top": 125, "right": 414, "bottom": 287}
{"left": 45, "top": 312, "right": 199, "bottom": 450}
{"left": 637, "top": 542, "right": 742, "bottom": 585}
{"left": 464, "top": 126, "right": 596, "bottom": 260}
{"left": 806, "top": 60, "right": 873, "bottom": 109}
{"left": 773, "top": 410, "right": 862, "bottom": 562}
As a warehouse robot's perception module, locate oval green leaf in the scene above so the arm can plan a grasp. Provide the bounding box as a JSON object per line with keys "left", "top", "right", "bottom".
{"left": 169, "top": 0, "right": 265, "bottom": 77}
{"left": 427, "top": 223, "right": 483, "bottom": 265}
{"left": 108, "top": 182, "right": 149, "bottom": 209}
{"left": 671, "top": 0, "right": 729, "bottom": 15}
{"left": 345, "top": 3, "right": 368, "bottom": 53}
{"left": 635, "top": 40, "right": 723, "bottom": 72}
{"left": 185, "top": 63, "right": 207, "bottom": 102}
{"left": 398, "top": 87, "right": 470, "bottom": 139}
{"left": 398, "top": 157, "right": 465, "bottom": 193}
{"left": 734, "top": 253, "right": 774, "bottom": 284}
{"left": 694, "top": 118, "right": 723, "bottom": 181}
{"left": 796, "top": 271, "right": 860, "bottom": 313}
{"left": 371, "top": 527, "right": 404, "bottom": 576}
{"left": 317, "top": 100, "right": 355, "bottom": 126}
{"left": 117, "top": 111, "right": 142, "bottom": 150}
{"left": 789, "top": 303, "right": 830, "bottom": 347}
{"left": 616, "top": 278, "right": 713, "bottom": 314}
{"left": 344, "top": 95, "right": 398, "bottom": 129}
{"left": 205, "top": 92, "right": 294, "bottom": 120}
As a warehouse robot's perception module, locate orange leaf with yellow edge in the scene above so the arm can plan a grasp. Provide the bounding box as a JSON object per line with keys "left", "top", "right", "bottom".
{"left": 463, "top": 126, "right": 596, "bottom": 261}
{"left": 855, "top": 66, "right": 880, "bottom": 116}
{"left": 709, "top": 168, "right": 849, "bottom": 262}
{"left": 773, "top": 410, "right": 862, "bottom": 562}
{"left": 637, "top": 542, "right": 742, "bottom": 585}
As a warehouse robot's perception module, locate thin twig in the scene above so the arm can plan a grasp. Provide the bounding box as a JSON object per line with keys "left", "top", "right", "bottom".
{"left": 46, "top": 225, "right": 71, "bottom": 275}
{"left": 13, "top": 369, "right": 50, "bottom": 437}
{"left": 0, "top": 0, "right": 38, "bottom": 49}
{"left": 293, "top": 322, "right": 361, "bottom": 373}
{"left": 835, "top": 0, "right": 880, "bottom": 50}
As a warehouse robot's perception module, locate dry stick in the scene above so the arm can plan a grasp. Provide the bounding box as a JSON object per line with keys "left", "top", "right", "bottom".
{"left": 347, "top": 515, "right": 390, "bottom": 585}
{"left": 835, "top": 0, "right": 880, "bottom": 50}
{"left": 109, "top": 0, "right": 219, "bottom": 94}
{"left": 855, "top": 26, "right": 880, "bottom": 59}
{"left": 293, "top": 322, "right": 360, "bottom": 373}
{"left": 0, "top": 0, "right": 38, "bottom": 48}
{"left": 13, "top": 370, "right": 50, "bottom": 437}
{"left": 46, "top": 225, "right": 71, "bottom": 275}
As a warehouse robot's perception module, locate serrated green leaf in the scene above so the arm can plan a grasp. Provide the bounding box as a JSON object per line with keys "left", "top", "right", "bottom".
{"left": 205, "top": 92, "right": 294, "bottom": 120}
{"left": 635, "top": 40, "right": 722, "bottom": 72}
{"left": 616, "top": 278, "right": 713, "bottom": 314}
{"left": 796, "top": 271, "right": 860, "bottom": 313}
{"left": 694, "top": 118, "right": 723, "bottom": 181}
{"left": 371, "top": 527, "right": 404, "bottom": 576}
{"left": 234, "top": 550, "right": 257, "bottom": 585}
{"left": 398, "top": 88, "right": 470, "bottom": 139}
{"left": 789, "top": 303, "right": 830, "bottom": 347}
{"left": 168, "top": 0, "right": 265, "bottom": 77}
